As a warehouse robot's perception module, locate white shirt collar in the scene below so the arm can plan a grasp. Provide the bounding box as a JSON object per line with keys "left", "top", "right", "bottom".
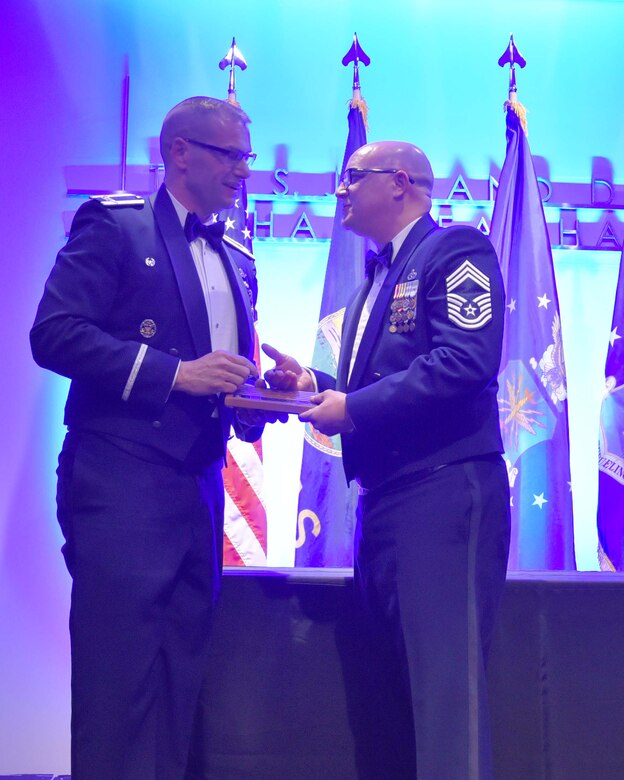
{"left": 390, "top": 215, "right": 423, "bottom": 262}
{"left": 166, "top": 188, "right": 190, "bottom": 228}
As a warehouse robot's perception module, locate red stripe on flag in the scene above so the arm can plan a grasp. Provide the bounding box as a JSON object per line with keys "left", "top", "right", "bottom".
{"left": 222, "top": 446, "right": 267, "bottom": 552}
{"left": 223, "top": 532, "right": 244, "bottom": 566}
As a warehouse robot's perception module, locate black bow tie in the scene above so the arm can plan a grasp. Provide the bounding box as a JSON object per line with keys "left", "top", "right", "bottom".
{"left": 365, "top": 242, "right": 393, "bottom": 279}
{"left": 184, "top": 213, "right": 225, "bottom": 251}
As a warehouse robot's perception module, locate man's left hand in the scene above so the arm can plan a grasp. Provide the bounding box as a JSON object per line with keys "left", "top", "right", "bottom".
{"left": 299, "top": 390, "right": 354, "bottom": 436}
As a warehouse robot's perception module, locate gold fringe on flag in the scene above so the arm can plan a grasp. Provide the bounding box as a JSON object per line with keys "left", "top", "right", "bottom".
{"left": 505, "top": 98, "right": 528, "bottom": 136}
{"left": 598, "top": 541, "right": 617, "bottom": 572}
{"left": 350, "top": 96, "right": 369, "bottom": 130}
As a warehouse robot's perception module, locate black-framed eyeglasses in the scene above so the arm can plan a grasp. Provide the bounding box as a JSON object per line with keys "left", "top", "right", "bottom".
{"left": 184, "top": 138, "right": 257, "bottom": 167}
{"left": 340, "top": 168, "right": 415, "bottom": 188}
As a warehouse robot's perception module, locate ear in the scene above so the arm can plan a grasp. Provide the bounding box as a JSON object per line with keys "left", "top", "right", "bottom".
{"left": 391, "top": 169, "right": 412, "bottom": 198}
{"left": 169, "top": 137, "right": 189, "bottom": 172}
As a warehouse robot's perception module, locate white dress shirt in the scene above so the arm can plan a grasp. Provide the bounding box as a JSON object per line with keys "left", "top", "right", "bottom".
{"left": 348, "top": 216, "right": 422, "bottom": 382}
{"left": 168, "top": 190, "right": 239, "bottom": 355}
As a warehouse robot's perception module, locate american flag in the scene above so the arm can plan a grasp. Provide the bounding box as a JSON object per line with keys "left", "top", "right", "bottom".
{"left": 219, "top": 185, "right": 267, "bottom": 565}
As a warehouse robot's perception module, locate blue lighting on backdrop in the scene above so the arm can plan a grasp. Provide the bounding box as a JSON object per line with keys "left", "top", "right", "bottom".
{"left": 2, "top": 0, "right": 624, "bottom": 772}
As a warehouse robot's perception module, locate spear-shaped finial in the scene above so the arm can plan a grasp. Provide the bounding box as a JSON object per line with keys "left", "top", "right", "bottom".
{"left": 498, "top": 34, "right": 528, "bottom": 133}
{"left": 342, "top": 33, "right": 370, "bottom": 102}
{"left": 498, "top": 33, "right": 526, "bottom": 103}
{"left": 219, "top": 36, "right": 247, "bottom": 105}
{"left": 342, "top": 33, "right": 370, "bottom": 126}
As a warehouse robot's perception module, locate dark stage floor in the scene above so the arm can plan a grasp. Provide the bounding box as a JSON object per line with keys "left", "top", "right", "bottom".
{"left": 6, "top": 569, "right": 624, "bottom": 779}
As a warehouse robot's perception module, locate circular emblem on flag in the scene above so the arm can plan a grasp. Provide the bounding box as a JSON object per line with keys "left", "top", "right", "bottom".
{"left": 140, "top": 319, "right": 157, "bottom": 338}
{"left": 302, "top": 309, "right": 345, "bottom": 458}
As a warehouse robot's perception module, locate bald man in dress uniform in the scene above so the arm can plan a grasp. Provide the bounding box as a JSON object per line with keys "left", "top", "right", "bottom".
{"left": 265, "top": 140, "right": 510, "bottom": 779}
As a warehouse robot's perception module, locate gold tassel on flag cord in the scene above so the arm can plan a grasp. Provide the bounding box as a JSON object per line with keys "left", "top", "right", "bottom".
{"left": 505, "top": 99, "right": 528, "bottom": 136}
{"left": 349, "top": 97, "right": 369, "bottom": 130}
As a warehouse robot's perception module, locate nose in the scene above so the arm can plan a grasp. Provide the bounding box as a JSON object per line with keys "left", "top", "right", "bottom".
{"left": 335, "top": 181, "right": 348, "bottom": 197}
{"left": 237, "top": 159, "right": 251, "bottom": 179}
{"left": 233, "top": 156, "right": 252, "bottom": 178}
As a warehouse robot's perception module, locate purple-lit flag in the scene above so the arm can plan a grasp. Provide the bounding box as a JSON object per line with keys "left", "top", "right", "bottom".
{"left": 490, "top": 106, "right": 576, "bottom": 570}
{"left": 294, "top": 101, "right": 369, "bottom": 567}
{"left": 597, "top": 249, "right": 624, "bottom": 570}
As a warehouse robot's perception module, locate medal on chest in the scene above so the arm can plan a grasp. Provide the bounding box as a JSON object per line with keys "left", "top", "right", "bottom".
{"left": 389, "top": 278, "right": 419, "bottom": 333}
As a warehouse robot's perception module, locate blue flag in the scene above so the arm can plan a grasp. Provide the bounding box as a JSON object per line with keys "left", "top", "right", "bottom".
{"left": 597, "top": 248, "right": 624, "bottom": 570}
{"left": 490, "top": 107, "right": 576, "bottom": 570}
{"left": 295, "top": 104, "right": 369, "bottom": 567}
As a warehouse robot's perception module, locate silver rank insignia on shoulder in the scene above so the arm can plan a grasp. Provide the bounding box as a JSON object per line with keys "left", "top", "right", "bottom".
{"left": 140, "top": 319, "right": 157, "bottom": 338}
{"left": 446, "top": 259, "right": 492, "bottom": 330}
{"left": 90, "top": 192, "right": 145, "bottom": 207}
{"left": 145, "top": 257, "right": 156, "bottom": 267}
{"left": 389, "top": 279, "right": 419, "bottom": 333}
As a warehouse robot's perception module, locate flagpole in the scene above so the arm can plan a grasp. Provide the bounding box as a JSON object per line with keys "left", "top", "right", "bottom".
{"left": 219, "top": 37, "right": 248, "bottom": 107}
{"left": 294, "top": 35, "right": 371, "bottom": 566}
{"left": 498, "top": 34, "right": 528, "bottom": 134}
{"left": 215, "top": 39, "right": 267, "bottom": 567}
{"left": 120, "top": 57, "right": 130, "bottom": 192}
{"left": 491, "top": 35, "right": 576, "bottom": 570}
{"left": 342, "top": 32, "right": 370, "bottom": 125}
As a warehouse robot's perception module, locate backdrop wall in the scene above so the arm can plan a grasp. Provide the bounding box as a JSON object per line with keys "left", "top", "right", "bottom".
{"left": 2, "top": 0, "right": 623, "bottom": 772}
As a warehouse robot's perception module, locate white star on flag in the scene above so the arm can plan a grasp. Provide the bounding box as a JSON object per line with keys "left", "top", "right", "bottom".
{"left": 506, "top": 298, "right": 516, "bottom": 313}
{"left": 234, "top": 198, "right": 240, "bottom": 208}
{"left": 242, "top": 227, "right": 251, "bottom": 240}
{"left": 225, "top": 217, "right": 236, "bottom": 231}
{"left": 537, "top": 294, "right": 551, "bottom": 309}
{"left": 609, "top": 326, "right": 621, "bottom": 348}
{"left": 532, "top": 493, "right": 548, "bottom": 509}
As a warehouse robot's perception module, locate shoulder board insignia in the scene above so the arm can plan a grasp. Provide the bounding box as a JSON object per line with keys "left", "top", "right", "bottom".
{"left": 90, "top": 192, "right": 145, "bottom": 207}
{"left": 223, "top": 234, "right": 255, "bottom": 261}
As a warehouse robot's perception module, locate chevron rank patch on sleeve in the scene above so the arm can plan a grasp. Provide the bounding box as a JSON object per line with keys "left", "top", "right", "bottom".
{"left": 445, "top": 259, "right": 492, "bottom": 330}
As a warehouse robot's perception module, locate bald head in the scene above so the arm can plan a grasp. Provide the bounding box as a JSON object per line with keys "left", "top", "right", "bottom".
{"left": 160, "top": 96, "right": 250, "bottom": 168}
{"left": 337, "top": 140, "right": 435, "bottom": 247}
{"left": 356, "top": 140, "right": 434, "bottom": 200}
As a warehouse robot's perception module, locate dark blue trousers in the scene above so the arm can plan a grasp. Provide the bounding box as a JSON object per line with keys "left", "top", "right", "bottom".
{"left": 354, "top": 456, "right": 510, "bottom": 780}
{"left": 57, "top": 431, "right": 224, "bottom": 780}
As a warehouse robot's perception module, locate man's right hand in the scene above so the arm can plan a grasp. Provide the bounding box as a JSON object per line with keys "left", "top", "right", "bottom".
{"left": 262, "top": 343, "right": 314, "bottom": 392}
{"left": 173, "top": 351, "right": 258, "bottom": 396}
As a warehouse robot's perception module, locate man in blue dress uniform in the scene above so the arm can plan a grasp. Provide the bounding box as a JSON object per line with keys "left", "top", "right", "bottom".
{"left": 31, "top": 96, "right": 265, "bottom": 780}
{"left": 265, "top": 140, "right": 510, "bottom": 779}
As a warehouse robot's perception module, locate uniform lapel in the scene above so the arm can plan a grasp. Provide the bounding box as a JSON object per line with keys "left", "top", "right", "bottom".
{"left": 218, "top": 243, "right": 254, "bottom": 361}
{"left": 151, "top": 186, "right": 212, "bottom": 357}
{"left": 336, "top": 279, "right": 373, "bottom": 392}
{"left": 347, "top": 214, "right": 438, "bottom": 390}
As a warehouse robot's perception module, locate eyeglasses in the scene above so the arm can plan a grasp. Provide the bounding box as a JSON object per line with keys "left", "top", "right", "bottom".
{"left": 184, "top": 138, "right": 257, "bottom": 167}
{"left": 340, "top": 168, "right": 415, "bottom": 188}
